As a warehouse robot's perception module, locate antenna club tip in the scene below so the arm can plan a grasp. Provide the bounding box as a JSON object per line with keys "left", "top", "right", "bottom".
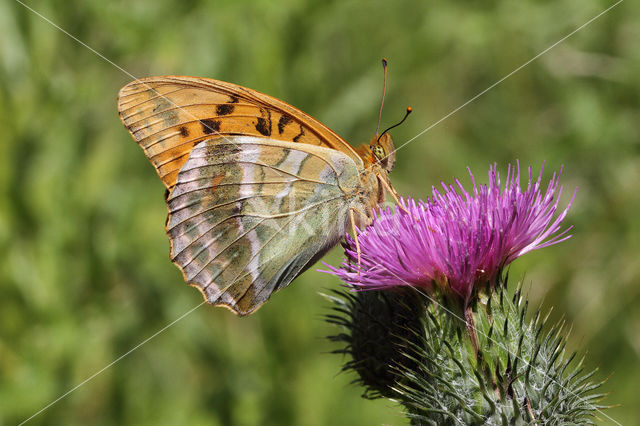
{"left": 382, "top": 58, "right": 388, "bottom": 66}
{"left": 407, "top": 107, "right": 413, "bottom": 113}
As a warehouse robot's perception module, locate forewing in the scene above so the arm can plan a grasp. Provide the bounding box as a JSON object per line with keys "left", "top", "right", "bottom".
{"left": 118, "top": 76, "right": 362, "bottom": 190}
{"left": 167, "top": 136, "right": 361, "bottom": 315}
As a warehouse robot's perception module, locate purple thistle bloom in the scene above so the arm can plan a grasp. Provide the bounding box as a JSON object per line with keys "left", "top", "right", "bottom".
{"left": 323, "top": 163, "right": 576, "bottom": 306}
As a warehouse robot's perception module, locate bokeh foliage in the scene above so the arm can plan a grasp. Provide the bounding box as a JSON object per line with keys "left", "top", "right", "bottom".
{"left": 0, "top": 0, "right": 638, "bottom": 424}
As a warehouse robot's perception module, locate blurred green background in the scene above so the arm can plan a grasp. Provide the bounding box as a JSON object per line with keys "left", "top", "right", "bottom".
{"left": 1, "top": 0, "right": 638, "bottom": 424}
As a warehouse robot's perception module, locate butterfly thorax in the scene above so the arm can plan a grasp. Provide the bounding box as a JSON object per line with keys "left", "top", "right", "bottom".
{"left": 351, "top": 133, "right": 399, "bottom": 228}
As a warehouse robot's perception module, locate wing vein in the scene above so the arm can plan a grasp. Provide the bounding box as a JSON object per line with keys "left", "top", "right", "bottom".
{"left": 169, "top": 194, "right": 268, "bottom": 216}
{"left": 175, "top": 158, "right": 335, "bottom": 186}
{"left": 202, "top": 212, "right": 300, "bottom": 293}
{"left": 124, "top": 103, "right": 262, "bottom": 127}
{"left": 180, "top": 218, "right": 266, "bottom": 276}
{"left": 119, "top": 86, "right": 192, "bottom": 111}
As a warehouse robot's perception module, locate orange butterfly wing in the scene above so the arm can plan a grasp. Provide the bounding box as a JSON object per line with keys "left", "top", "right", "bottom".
{"left": 117, "top": 76, "right": 363, "bottom": 190}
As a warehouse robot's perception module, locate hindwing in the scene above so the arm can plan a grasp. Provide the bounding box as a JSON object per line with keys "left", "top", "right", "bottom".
{"left": 167, "top": 136, "right": 362, "bottom": 315}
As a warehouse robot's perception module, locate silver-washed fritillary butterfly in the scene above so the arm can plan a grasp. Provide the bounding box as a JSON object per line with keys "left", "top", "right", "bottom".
{"left": 118, "top": 72, "right": 407, "bottom": 315}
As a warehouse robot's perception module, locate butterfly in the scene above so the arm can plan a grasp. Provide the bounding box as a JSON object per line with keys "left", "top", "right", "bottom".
{"left": 118, "top": 73, "right": 408, "bottom": 315}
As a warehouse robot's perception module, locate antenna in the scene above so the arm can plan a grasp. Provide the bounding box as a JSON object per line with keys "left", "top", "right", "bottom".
{"left": 376, "top": 58, "right": 388, "bottom": 136}
{"left": 377, "top": 107, "right": 412, "bottom": 143}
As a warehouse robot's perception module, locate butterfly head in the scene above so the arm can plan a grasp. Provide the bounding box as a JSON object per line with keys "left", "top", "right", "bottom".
{"left": 369, "top": 133, "right": 396, "bottom": 172}
{"left": 368, "top": 106, "right": 412, "bottom": 172}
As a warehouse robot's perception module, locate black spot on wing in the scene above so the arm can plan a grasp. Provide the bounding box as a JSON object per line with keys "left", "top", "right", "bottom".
{"left": 293, "top": 125, "right": 305, "bottom": 142}
{"left": 200, "top": 119, "right": 221, "bottom": 134}
{"left": 255, "top": 118, "right": 270, "bottom": 136}
{"left": 255, "top": 110, "right": 272, "bottom": 136}
{"left": 278, "top": 115, "right": 293, "bottom": 135}
{"left": 216, "top": 104, "right": 234, "bottom": 116}
{"left": 179, "top": 126, "right": 189, "bottom": 137}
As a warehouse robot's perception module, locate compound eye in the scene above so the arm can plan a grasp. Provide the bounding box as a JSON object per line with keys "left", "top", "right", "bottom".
{"left": 372, "top": 145, "right": 386, "bottom": 161}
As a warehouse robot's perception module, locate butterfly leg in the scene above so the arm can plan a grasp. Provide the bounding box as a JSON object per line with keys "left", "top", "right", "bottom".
{"left": 377, "top": 172, "right": 414, "bottom": 217}
{"left": 349, "top": 208, "right": 362, "bottom": 272}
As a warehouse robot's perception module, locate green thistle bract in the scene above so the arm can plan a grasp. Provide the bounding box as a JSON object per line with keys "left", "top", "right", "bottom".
{"left": 325, "top": 276, "right": 607, "bottom": 425}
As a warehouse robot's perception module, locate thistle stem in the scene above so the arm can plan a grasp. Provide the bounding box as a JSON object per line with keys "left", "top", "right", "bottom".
{"left": 464, "top": 305, "right": 479, "bottom": 357}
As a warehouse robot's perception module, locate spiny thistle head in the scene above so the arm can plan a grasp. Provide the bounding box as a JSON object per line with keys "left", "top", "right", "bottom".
{"left": 324, "top": 288, "right": 427, "bottom": 398}
{"left": 325, "top": 278, "right": 608, "bottom": 425}
{"left": 324, "top": 163, "right": 575, "bottom": 307}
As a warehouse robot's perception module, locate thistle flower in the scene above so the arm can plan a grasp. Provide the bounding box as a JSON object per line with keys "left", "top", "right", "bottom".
{"left": 324, "top": 163, "right": 575, "bottom": 306}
